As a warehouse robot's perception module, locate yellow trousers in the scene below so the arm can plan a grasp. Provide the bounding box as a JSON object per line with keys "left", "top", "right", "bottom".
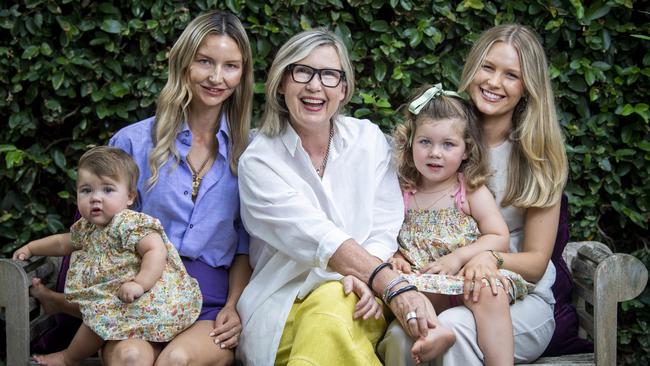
{"left": 275, "top": 281, "right": 387, "bottom": 366}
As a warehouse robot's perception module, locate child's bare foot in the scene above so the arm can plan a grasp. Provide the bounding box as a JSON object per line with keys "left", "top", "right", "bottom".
{"left": 411, "top": 326, "right": 456, "bottom": 364}
{"left": 30, "top": 278, "right": 60, "bottom": 314}
{"left": 32, "top": 351, "right": 79, "bottom": 366}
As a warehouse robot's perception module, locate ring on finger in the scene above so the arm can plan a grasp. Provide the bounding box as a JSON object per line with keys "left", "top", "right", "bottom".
{"left": 405, "top": 311, "right": 417, "bottom": 322}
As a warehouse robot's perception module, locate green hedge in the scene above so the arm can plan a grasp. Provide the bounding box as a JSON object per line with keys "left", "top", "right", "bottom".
{"left": 1, "top": 0, "right": 648, "bottom": 363}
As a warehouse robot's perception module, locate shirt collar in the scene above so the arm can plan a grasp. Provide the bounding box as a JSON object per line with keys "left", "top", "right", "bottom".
{"left": 280, "top": 117, "right": 348, "bottom": 158}
{"left": 177, "top": 113, "right": 231, "bottom": 159}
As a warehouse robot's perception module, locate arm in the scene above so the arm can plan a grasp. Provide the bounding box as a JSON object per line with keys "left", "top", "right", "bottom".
{"left": 461, "top": 201, "right": 560, "bottom": 301}
{"left": 118, "top": 232, "right": 167, "bottom": 303}
{"left": 499, "top": 203, "right": 559, "bottom": 282}
{"left": 12, "top": 233, "right": 74, "bottom": 260}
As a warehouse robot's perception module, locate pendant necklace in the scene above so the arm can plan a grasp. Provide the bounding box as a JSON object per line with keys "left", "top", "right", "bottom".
{"left": 186, "top": 153, "right": 212, "bottom": 202}
{"left": 315, "top": 123, "right": 334, "bottom": 178}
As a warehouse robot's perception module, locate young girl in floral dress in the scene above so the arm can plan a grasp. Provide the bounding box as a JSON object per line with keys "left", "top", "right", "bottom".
{"left": 13, "top": 146, "right": 201, "bottom": 366}
{"left": 388, "top": 84, "right": 531, "bottom": 365}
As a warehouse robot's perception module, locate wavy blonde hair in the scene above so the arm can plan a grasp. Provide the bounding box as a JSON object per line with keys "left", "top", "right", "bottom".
{"left": 259, "top": 28, "right": 355, "bottom": 137}
{"left": 147, "top": 11, "right": 253, "bottom": 187}
{"left": 393, "top": 85, "right": 489, "bottom": 192}
{"left": 459, "top": 24, "right": 568, "bottom": 208}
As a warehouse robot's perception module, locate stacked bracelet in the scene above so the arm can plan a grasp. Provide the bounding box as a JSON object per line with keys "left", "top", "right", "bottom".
{"left": 368, "top": 262, "right": 393, "bottom": 290}
{"left": 382, "top": 275, "right": 408, "bottom": 303}
{"left": 386, "top": 284, "right": 418, "bottom": 304}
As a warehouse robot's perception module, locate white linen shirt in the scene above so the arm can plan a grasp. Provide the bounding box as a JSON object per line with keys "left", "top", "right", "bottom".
{"left": 236, "top": 116, "right": 404, "bottom": 365}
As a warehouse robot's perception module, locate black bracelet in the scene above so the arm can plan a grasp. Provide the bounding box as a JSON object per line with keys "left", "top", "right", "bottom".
{"left": 367, "top": 262, "right": 393, "bottom": 291}
{"left": 386, "top": 284, "right": 418, "bottom": 304}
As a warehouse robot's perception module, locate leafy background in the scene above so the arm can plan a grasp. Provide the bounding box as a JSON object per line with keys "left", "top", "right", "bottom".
{"left": 1, "top": 0, "right": 648, "bottom": 364}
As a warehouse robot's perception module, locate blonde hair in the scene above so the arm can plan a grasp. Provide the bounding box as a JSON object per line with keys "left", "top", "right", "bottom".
{"left": 259, "top": 28, "right": 355, "bottom": 137}
{"left": 393, "top": 85, "right": 489, "bottom": 192}
{"left": 78, "top": 146, "right": 139, "bottom": 199}
{"left": 459, "top": 24, "right": 568, "bottom": 208}
{"left": 148, "top": 10, "right": 253, "bottom": 186}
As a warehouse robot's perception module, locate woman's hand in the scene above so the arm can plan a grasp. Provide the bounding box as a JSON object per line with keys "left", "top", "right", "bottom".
{"left": 421, "top": 252, "right": 462, "bottom": 275}
{"left": 387, "top": 284, "right": 436, "bottom": 339}
{"left": 210, "top": 304, "right": 242, "bottom": 349}
{"left": 459, "top": 251, "right": 508, "bottom": 302}
{"left": 12, "top": 245, "right": 33, "bottom": 261}
{"left": 341, "top": 275, "right": 383, "bottom": 320}
{"left": 117, "top": 281, "right": 145, "bottom": 303}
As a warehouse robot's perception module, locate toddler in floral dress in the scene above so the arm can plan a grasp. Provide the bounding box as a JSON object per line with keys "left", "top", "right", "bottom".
{"left": 388, "top": 84, "right": 531, "bottom": 364}
{"left": 13, "top": 146, "right": 201, "bottom": 366}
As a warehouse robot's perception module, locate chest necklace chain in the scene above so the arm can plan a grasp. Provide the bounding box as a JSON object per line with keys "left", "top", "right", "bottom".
{"left": 186, "top": 153, "right": 212, "bottom": 202}
{"left": 315, "top": 123, "right": 334, "bottom": 178}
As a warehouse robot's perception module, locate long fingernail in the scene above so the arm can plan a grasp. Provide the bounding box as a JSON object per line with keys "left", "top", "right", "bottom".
{"left": 209, "top": 332, "right": 215, "bottom": 336}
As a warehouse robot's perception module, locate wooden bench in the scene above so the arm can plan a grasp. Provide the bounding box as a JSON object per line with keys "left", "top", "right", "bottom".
{"left": 1, "top": 241, "right": 647, "bottom": 365}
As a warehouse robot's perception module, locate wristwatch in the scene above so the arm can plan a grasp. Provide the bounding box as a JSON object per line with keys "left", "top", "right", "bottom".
{"left": 488, "top": 250, "right": 504, "bottom": 269}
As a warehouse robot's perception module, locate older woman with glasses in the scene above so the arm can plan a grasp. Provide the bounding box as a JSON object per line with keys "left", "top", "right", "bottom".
{"left": 236, "top": 29, "right": 438, "bottom": 365}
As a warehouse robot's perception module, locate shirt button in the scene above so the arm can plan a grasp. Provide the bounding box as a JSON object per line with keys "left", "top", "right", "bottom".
{"left": 185, "top": 131, "right": 189, "bottom": 137}
{"left": 184, "top": 190, "right": 188, "bottom": 195}
{"left": 182, "top": 138, "right": 187, "bottom": 144}
{"left": 189, "top": 224, "right": 194, "bottom": 229}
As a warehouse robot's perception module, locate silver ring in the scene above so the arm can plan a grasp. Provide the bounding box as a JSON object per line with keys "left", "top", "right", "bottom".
{"left": 405, "top": 311, "right": 417, "bottom": 322}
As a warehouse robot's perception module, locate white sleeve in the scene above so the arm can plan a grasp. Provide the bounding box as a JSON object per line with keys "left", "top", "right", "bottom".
{"left": 360, "top": 130, "right": 403, "bottom": 261}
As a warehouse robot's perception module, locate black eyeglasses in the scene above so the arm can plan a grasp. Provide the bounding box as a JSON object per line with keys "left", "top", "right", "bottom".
{"left": 286, "top": 64, "right": 346, "bottom": 88}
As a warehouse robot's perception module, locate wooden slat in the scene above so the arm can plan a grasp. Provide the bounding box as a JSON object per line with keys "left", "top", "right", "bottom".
{"left": 571, "top": 259, "right": 597, "bottom": 282}
{"left": 577, "top": 308, "right": 595, "bottom": 339}
{"left": 528, "top": 353, "right": 595, "bottom": 365}
{"left": 577, "top": 243, "right": 612, "bottom": 265}
{"left": 572, "top": 277, "right": 594, "bottom": 305}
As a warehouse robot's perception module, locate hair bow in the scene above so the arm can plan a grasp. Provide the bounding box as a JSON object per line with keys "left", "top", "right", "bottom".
{"left": 408, "top": 83, "right": 461, "bottom": 115}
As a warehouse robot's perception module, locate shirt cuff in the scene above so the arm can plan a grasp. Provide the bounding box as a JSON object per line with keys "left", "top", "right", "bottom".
{"left": 315, "top": 228, "right": 351, "bottom": 270}
{"left": 364, "top": 241, "right": 398, "bottom": 262}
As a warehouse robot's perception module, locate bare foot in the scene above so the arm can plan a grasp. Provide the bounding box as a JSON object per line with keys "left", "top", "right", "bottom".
{"left": 30, "top": 278, "right": 60, "bottom": 315}
{"left": 32, "top": 351, "right": 80, "bottom": 366}
{"left": 411, "top": 326, "right": 456, "bottom": 364}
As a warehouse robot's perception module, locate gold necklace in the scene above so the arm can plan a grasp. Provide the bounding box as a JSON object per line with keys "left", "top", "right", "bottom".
{"left": 186, "top": 153, "right": 212, "bottom": 202}
{"left": 413, "top": 186, "right": 455, "bottom": 210}
{"left": 315, "top": 123, "right": 334, "bottom": 178}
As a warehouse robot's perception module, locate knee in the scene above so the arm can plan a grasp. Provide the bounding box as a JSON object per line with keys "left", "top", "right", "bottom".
{"left": 468, "top": 287, "right": 510, "bottom": 315}
{"left": 114, "top": 345, "right": 148, "bottom": 366}
{"left": 157, "top": 348, "right": 190, "bottom": 366}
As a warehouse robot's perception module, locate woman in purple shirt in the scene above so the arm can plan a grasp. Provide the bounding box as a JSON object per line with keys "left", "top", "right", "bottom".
{"left": 31, "top": 11, "right": 253, "bottom": 365}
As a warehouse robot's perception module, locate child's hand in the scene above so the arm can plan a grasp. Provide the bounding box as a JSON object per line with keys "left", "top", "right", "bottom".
{"left": 421, "top": 253, "right": 462, "bottom": 275}
{"left": 389, "top": 254, "right": 413, "bottom": 274}
{"left": 341, "top": 275, "right": 383, "bottom": 320}
{"left": 12, "top": 245, "right": 33, "bottom": 261}
{"left": 118, "top": 281, "right": 145, "bottom": 303}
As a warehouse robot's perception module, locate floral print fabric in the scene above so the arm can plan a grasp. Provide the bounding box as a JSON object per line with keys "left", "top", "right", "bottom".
{"left": 65, "top": 209, "right": 202, "bottom": 341}
{"left": 398, "top": 206, "right": 533, "bottom": 302}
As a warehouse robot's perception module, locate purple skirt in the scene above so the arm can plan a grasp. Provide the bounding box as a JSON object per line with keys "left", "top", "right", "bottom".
{"left": 181, "top": 257, "right": 229, "bottom": 321}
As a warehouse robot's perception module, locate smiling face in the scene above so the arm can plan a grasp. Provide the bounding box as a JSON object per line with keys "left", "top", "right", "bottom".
{"left": 412, "top": 118, "right": 468, "bottom": 191}
{"left": 279, "top": 45, "right": 346, "bottom": 133}
{"left": 188, "top": 34, "right": 243, "bottom": 114}
{"left": 76, "top": 169, "right": 135, "bottom": 228}
{"left": 469, "top": 42, "right": 525, "bottom": 122}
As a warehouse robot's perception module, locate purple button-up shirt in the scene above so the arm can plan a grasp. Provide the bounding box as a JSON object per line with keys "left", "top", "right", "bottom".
{"left": 109, "top": 116, "right": 249, "bottom": 268}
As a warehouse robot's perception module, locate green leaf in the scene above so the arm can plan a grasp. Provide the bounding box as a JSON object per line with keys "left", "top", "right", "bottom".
{"left": 22, "top": 45, "right": 40, "bottom": 59}
{"left": 52, "top": 72, "right": 64, "bottom": 90}
{"left": 100, "top": 19, "right": 123, "bottom": 34}
{"left": 370, "top": 20, "right": 389, "bottom": 32}
{"left": 585, "top": 4, "right": 611, "bottom": 22}
{"left": 52, "top": 149, "right": 66, "bottom": 169}
{"left": 374, "top": 61, "right": 387, "bottom": 82}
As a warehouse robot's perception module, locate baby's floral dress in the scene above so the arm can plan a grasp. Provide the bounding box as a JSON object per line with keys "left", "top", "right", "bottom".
{"left": 65, "top": 209, "right": 202, "bottom": 341}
